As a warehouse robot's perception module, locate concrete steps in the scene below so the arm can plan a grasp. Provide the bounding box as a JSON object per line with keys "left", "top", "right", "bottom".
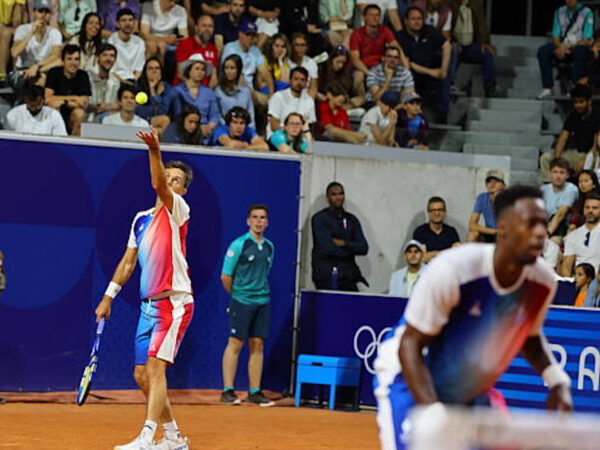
{"left": 469, "top": 109, "right": 541, "bottom": 123}
{"left": 467, "top": 120, "right": 540, "bottom": 132}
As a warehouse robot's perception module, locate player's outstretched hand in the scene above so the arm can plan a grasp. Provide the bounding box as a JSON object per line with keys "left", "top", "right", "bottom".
{"left": 546, "top": 384, "right": 573, "bottom": 412}
{"left": 95, "top": 296, "right": 113, "bottom": 323}
{"left": 136, "top": 127, "right": 160, "bottom": 151}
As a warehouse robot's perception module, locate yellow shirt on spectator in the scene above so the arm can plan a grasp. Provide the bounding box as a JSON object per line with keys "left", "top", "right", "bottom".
{"left": 0, "top": 0, "right": 25, "bottom": 26}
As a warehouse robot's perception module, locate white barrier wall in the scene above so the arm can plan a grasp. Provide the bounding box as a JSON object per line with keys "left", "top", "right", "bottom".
{"left": 299, "top": 148, "right": 510, "bottom": 293}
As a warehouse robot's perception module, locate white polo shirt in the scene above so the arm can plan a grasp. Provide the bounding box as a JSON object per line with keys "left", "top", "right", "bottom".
{"left": 13, "top": 23, "right": 62, "bottom": 68}
{"left": 102, "top": 113, "right": 150, "bottom": 127}
{"left": 266, "top": 88, "right": 316, "bottom": 137}
{"left": 6, "top": 104, "right": 67, "bottom": 136}
{"left": 564, "top": 223, "right": 600, "bottom": 271}
{"left": 141, "top": 0, "right": 187, "bottom": 36}
{"left": 107, "top": 32, "right": 146, "bottom": 80}
{"left": 359, "top": 105, "right": 391, "bottom": 142}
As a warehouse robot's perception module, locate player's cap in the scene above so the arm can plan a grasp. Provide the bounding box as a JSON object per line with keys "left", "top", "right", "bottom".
{"left": 239, "top": 20, "right": 258, "bottom": 34}
{"left": 180, "top": 53, "right": 213, "bottom": 79}
{"left": 380, "top": 91, "right": 400, "bottom": 108}
{"left": 485, "top": 169, "right": 505, "bottom": 183}
{"left": 402, "top": 92, "right": 422, "bottom": 104}
{"left": 404, "top": 239, "right": 424, "bottom": 253}
{"left": 34, "top": 0, "right": 52, "bottom": 11}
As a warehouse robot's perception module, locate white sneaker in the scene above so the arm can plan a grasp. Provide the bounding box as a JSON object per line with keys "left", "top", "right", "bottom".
{"left": 114, "top": 436, "right": 152, "bottom": 450}
{"left": 152, "top": 436, "right": 189, "bottom": 450}
{"left": 536, "top": 88, "right": 552, "bottom": 100}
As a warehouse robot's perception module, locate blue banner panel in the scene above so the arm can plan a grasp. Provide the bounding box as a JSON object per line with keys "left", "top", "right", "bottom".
{"left": 0, "top": 137, "right": 300, "bottom": 392}
{"left": 298, "top": 289, "right": 600, "bottom": 411}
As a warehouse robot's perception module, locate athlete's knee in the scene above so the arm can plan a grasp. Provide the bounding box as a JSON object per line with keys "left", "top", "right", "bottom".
{"left": 146, "top": 357, "right": 167, "bottom": 381}
{"left": 248, "top": 337, "right": 264, "bottom": 353}
{"left": 133, "top": 365, "right": 148, "bottom": 389}
{"left": 226, "top": 337, "right": 244, "bottom": 354}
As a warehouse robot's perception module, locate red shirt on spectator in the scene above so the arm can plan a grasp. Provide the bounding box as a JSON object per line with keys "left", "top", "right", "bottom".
{"left": 317, "top": 101, "right": 350, "bottom": 135}
{"left": 174, "top": 37, "right": 219, "bottom": 85}
{"left": 350, "top": 25, "right": 395, "bottom": 68}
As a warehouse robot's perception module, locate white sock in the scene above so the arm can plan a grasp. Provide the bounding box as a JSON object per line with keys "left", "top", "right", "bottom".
{"left": 139, "top": 420, "right": 157, "bottom": 443}
{"left": 163, "top": 420, "right": 181, "bottom": 440}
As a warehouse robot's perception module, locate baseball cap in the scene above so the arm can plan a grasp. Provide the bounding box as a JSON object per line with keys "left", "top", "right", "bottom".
{"left": 34, "top": 0, "right": 52, "bottom": 11}
{"left": 402, "top": 92, "right": 422, "bottom": 104}
{"left": 485, "top": 169, "right": 505, "bottom": 183}
{"left": 239, "top": 20, "right": 258, "bottom": 33}
{"left": 179, "top": 53, "right": 213, "bottom": 79}
{"left": 404, "top": 239, "right": 424, "bottom": 253}
{"left": 380, "top": 91, "right": 400, "bottom": 108}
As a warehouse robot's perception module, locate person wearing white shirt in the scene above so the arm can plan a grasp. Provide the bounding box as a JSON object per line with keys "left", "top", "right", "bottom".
{"left": 6, "top": 84, "right": 67, "bottom": 136}
{"left": 288, "top": 32, "right": 318, "bottom": 98}
{"left": 388, "top": 240, "right": 426, "bottom": 297}
{"left": 140, "top": 0, "right": 188, "bottom": 64}
{"left": 102, "top": 85, "right": 150, "bottom": 127}
{"left": 560, "top": 194, "right": 600, "bottom": 276}
{"left": 359, "top": 92, "right": 398, "bottom": 146}
{"left": 357, "top": 0, "right": 402, "bottom": 32}
{"left": 107, "top": 8, "right": 146, "bottom": 80}
{"left": 267, "top": 66, "right": 316, "bottom": 138}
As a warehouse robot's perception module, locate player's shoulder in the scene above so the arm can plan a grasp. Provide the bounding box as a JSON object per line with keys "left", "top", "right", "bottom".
{"left": 526, "top": 257, "right": 558, "bottom": 289}
{"left": 427, "top": 243, "right": 494, "bottom": 283}
{"left": 131, "top": 207, "right": 154, "bottom": 221}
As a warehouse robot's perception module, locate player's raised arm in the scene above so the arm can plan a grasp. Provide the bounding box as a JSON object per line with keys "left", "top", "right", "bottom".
{"left": 95, "top": 247, "right": 138, "bottom": 322}
{"left": 136, "top": 128, "right": 174, "bottom": 211}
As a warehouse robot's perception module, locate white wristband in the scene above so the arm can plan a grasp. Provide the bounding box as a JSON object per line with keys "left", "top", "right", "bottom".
{"left": 104, "top": 281, "right": 122, "bottom": 299}
{"left": 542, "top": 364, "right": 571, "bottom": 388}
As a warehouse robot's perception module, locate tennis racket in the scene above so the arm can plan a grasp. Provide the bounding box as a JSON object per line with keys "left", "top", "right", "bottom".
{"left": 76, "top": 318, "right": 105, "bottom": 406}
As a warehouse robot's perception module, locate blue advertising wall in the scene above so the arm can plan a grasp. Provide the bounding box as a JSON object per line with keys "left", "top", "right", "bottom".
{"left": 0, "top": 136, "right": 300, "bottom": 392}
{"left": 298, "top": 290, "right": 600, "bottom": 411}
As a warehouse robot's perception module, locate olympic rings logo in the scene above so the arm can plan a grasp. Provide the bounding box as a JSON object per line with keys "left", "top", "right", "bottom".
{"left": 353, "top": 325, "right": 392, "bottom": 375}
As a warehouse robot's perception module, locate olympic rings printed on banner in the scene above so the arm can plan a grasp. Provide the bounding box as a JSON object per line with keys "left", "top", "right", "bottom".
{"left": 353, "top": 325, "right": 392, "bottom": 374}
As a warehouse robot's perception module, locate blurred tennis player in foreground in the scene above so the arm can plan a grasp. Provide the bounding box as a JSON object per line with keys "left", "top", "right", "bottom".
{"left": 95, "top": 128, "right": 194, "bottom": 450}
{"left": 374, "top": 185, "right": 573, "bottom": 450}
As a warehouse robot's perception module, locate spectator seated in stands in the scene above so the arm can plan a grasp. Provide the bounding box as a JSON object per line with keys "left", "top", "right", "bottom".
{"left": 537, "top": 0, "right": 593, "bottom": 99}
{"left": 209, "top": 105, "right": 268, "bottom": 150}
{"left": 560, "top": 193, "right": 600, "bottom": 276}
{"left": 98, "top": 0, "right": 140, "bottom": 37}
{"left": 317, "top": 45, "right": 364, "bottom": 110}
{"left": 269, "top": 112, "right": 312, "bottom": 153}
{"left": 262, "top": 33, "right": 290, "bottom": 93}
{"left": 573, "top": 262, "right": 595, "bottom": 306}
{"left": 215, "top": 54, "right": 256, "bottom": 128}
{"left": 174, "top": 14, "right": 218, "bottom": 86}
{"left": 367, "top": 44, "right": 415, "bottom": 104}
{"left": 246, "top": 0, "right": 281, "bottom": 49}
{"left": 280, "top": 0, "right": 323, "bottom": 56}
{"left": 388, "top": 239, "right": 426, "bottom": 297}
{"left": 44, "top": 44, "right": 92, "bottom": 136}
{"left": 58, "top": 0, "right": 96, "bottom": 40}
{"left": 0, "top": 0, "right": 25, "bottom": 86}
{"left": 102, "top": 84, "right": 150, "bottom": 127}
{"left": 86, "top": 43, "right": 120, "bottom": 122}
{"left": 414, "top": 0, "right": 452, "bottom": 40}
{"left": 543, "top": 238, "right": 561, "bottom": 272}
{"left": 316, "top": 81, "right": 367, "bottom": 144}
{"left": 173, "top": 53, "right": 219, "bottom": 144}
{"left": 196, "top": 0, "right": 229, "bottom": 17}
{"left": 319, "top": 0, "right": 354, "bottom": 49}
{"left": 357, "top": 0, "right": 403, "bottom": 33}
{"left": 568, "top": 169, "right": 600, "bottom": 232}
{"left": 214, "top": 0, "right": 251, "bottom": 53}
{"left": 162, "top": 104, "right": 203, "bottom": 145}
{"left": 140, "top": 0, "right": 188, "bottom": 64}
{"left": 68, "top": 12, "right": 102, "bottom": 73}
{"left": 412, "top": 195, "right": 460, "bottom": 263}
{"left": 107, "top": 8, "right": 146, "bottom": 81}
{"left": 542, "top": 157, "right": 579, "bottom": 243}
{"left": 11, "top": 0, "right": 62, "bottom": 84}
{"left": 397, "top": 6, "right": 451, "bottom": 123}
{"left": 358, "top": 91, "right": 399, "bottom": 146}
{"left": 583, "top": 130, "right": 600, "bottom": 178}
{"left": 540, "top": 84, "right": 597, "bottom": 182}
{"left": 350, "top": 4, "right": 403, "bottom": 104}
{"left": 288, "top": 32, "right": 319, "bottom": 99}
{"left": 134, "top": 56, "right": 176, "bottom": 136}
{"left": 267, "top": 66, "right": 316, "bottom": 137}
{"left": 5, "top": 83, "right": 67, "bottom": 136}
{"left": 396, "top": 92, "right": 429, "bottom": 149}
{"left": 467, "top": 169, "right": 505, "bottom": 243}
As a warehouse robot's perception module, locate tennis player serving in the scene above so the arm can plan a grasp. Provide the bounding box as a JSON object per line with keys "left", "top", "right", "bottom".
{"left": 374, "top": 185, "right": 573, "bottom": 450}
{"left": 95, "top": 128, "right": 194, "bottom": 450}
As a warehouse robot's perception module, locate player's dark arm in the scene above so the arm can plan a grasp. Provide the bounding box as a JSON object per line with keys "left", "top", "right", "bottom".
{"left": 521, "top": 334, "right": 573, "bottom": 411}
{"left": 398, "top": 323, "right": 438, "bottom": 404}
{"left": 137, "top": 128, "right": 174, "bottom": 211}
{"left": 221, "top": 274, "right": 233, "bottom": 294}
{"left": 95, "top": 247, "right": 138, "bottom": 322}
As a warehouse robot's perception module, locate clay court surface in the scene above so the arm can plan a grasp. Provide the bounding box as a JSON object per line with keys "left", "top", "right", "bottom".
{"left": 2, "top": 394, "right": 379, "bottom": 450}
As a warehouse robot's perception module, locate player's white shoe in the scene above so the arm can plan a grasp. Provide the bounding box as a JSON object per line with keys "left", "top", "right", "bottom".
{"left": 114, "top": 436, "right": 152, "bottom": 450}
{"left": 152, "top": 436, "right": 189, "bottom": 450}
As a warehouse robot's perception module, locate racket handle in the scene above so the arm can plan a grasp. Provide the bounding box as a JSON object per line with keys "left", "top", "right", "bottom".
{"left": 97, "top": 318, "right": 105, "bottom": 335}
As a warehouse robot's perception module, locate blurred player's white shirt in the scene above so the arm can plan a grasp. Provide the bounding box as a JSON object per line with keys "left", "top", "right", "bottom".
{"left": 127, "top": 193, "right": 192, "bottom": 300}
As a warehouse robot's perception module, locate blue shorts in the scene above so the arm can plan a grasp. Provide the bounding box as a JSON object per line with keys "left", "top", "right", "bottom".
{"left": 227, "top": 298, "right": 270, "bottom": 340}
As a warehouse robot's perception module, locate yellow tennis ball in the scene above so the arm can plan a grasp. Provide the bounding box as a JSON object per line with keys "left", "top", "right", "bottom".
{"left": 135, "top": 92, "right": 148, "bottom": 105}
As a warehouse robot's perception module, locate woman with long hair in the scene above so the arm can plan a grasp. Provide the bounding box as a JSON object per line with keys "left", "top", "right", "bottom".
{"left": 262, "top": 33, "right": 291, "bottom": 93}
{"left": 162, "top": 104, "right": 203, "bottom": 145}
{"left": 574, "top": 263, "right": 595, "bottom": 307}
{"left": 135, "top": 56, "right": 176, "bottom": 136}
{"left": 214, "top": 54, "right": 255, "bottom": 127}
{"left": 68, "top": 12, "right": 102, "bottom": 72}
{"left": 317, "top": 45, "right": 363, "bottom": 108}
{"left": 269, "top": 112, "right": 312, "bottom": 153}
{"left": 568, "top": 169, "right": 600, "bottom": 232}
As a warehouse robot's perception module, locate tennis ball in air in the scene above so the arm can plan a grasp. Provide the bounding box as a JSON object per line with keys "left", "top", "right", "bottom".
{"left": 135, "top": 92, "right": 148, "bottom": 105}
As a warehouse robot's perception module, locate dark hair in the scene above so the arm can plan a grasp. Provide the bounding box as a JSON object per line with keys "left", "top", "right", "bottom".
{"left": 326, "top": 181, "right": 344, "bottom": 195}
{"left": 96, "top": 42, "right": 117, "bottom": 57}
{"left": 218, "top": 54, "right": 242, "bottom": 93}
{"left": 493, "top": 184, "right": 544, "bottom": 219}
{"left": 427, "top": 196, "right": 446, "bottom": 208}
{"left": 22, "top": 84, "right": 44, "bottom": 100}
{"left": 77, "top": 12, "right": 102, "bottom": 56}
{"left": 364, "top": 3, "right": 382, "bottom": 15}
{"left": 116, "top": 8, "right": 135, "bottom": 21}
{"left": 117, "top": 84, "right": 136, "bottom": 101}
{"left": 137, "top": 57, "right": 163, "bottom": 96}
{"left": 319, "top": 46, "right": 351, "bottom": 96}
{"left": 61, "top": 44, "right": 81, "bottom": 60}
{"left": 290, "top": 66, "right": 309, "bottom": 80}
{"left": 576, "top": 262, "right": 596, "bottom": 283}
{"left": 175, "top": 104, "right": 203, "bottom": 145}
{"left": 326, "top": 81, "right": 347, "bottom": 96}
{"left": 405, "top": 5, "right": 425, "bottom": 19}
{"left": 247, "top": 203, "right": 268, "bottom": 217}
{"left": 571, "top": 83, "right": 592, "bottom": 100}
{"left": 584, "top": 192, "right": 600, "bottom": 203}
{"left": 264, "top": 33, "right": 290, "bottom": 75}
{"left": 384, "top": 45, "right": 401, "bottom": 56}
{"left": 578, "top": 170, "right": 600, "bottom": 195}
{"left": 290, "top": 32, "right": 308, "bottom": 60}
{"left": 283, "top": 112, "right": 306, "bottom": 152}
{"left": 165, "top": 160, "right": 194, "bottom": 188}
{"left": 224, "top": 106, "right": 250, "bottom": 125}
{"left": 549, "top": 157, "right": 570, "bottom": 171}
{"left": 183, "top": 59, "right": 207, "bottom": 80}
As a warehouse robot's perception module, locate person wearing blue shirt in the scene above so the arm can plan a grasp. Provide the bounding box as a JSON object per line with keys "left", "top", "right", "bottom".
{"left": 269, "top": 112, "right": 311, "bottom": 153}
{"left": 467, "top": 169, "right": 505, "bottom": 243}
{"left": 210, "top": 106, "right": 268, "bottom": 150}
{"left": 214, "top": 54, "right": 256, "bottom": 127}
{"left": 541, "top": 157, "right": 579, "bottom": 241}
{"left": 173, "top": 53, "right": 220, "bottom": 144}
{"left": 219, "top": 204, "right": 275, "bottom": 406}
{"left": 162, "top": 104, "right": 203, "bottom": 145}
